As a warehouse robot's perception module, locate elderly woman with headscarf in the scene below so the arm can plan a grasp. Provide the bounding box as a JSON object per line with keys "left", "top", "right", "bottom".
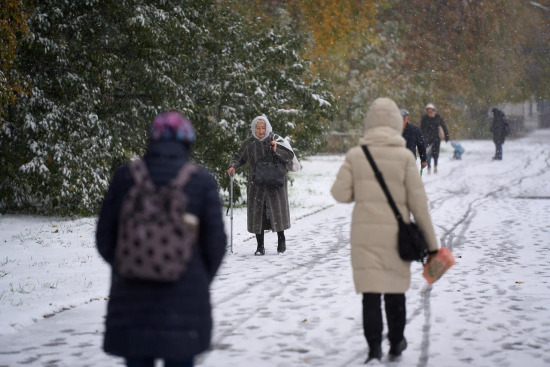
{"left": 227, "top": 115, "right": 299, "bottom": 255}
{"left": 331, "top": 98, "right": 439, "bottom": 363}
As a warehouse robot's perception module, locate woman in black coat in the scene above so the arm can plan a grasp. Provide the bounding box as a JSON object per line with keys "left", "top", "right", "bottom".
{"left": 490, "top": 108, "right": 510, "bottom": 160}
{"left": 96, "top": 111, "right": 226, "bottom": 367}
{"left": 420, "top": 103, "right": 450, "bottom": 174}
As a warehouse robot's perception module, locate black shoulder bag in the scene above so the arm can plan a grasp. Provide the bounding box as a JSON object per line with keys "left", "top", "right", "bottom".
{"left": 361, "top": 145, "right": 428, "bottom": 263}
{"left": 253, "top": 139, "right": 286, "bottom": 188}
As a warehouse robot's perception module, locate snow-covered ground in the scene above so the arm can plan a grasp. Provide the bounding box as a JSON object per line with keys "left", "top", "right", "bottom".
{"left": 1, "top": 130, "right": 549, "bottom": 367}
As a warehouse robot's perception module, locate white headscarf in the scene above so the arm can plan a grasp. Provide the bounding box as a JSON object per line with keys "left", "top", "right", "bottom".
{"left": 251, "top": 115, "right": 273, "bottom": 141}
{"left": 251, "top": 115, "right": 301, "bottom": 172}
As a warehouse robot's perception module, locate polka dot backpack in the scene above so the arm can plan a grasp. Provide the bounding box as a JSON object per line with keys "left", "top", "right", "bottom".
{"left": 115, "top": 159, "right": 199, "bottom": 282}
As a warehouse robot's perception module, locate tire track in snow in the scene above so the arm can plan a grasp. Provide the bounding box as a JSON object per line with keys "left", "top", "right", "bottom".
{"left": 437, "top": 149, "right": 548, "bottom": 252}
{"left": 412, "top": 142, "right": 550, "bottom": 367}
{"left": 416, "top": 284, "right": 432, "bottom": 367}
{"left": 414, "top": 191, "right": 504, "bottom": 366}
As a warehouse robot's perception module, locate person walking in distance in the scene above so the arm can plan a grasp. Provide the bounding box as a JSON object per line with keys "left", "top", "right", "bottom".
{"left": 400, "top": 109, "right": 427, "bottom": 170}
{"left": 227, "top": 116, "right": 297, "bottom": 255}
{"left": 331, "top": 98, "right": 439, "bottom": 363}
{"left": 420, "top": 103, "right": 449, "bottom": 174}
{"left": 96, "top": 111, "right": 226, "bottom": 367}
{"left": 490, "top": 107, "right": 510, "bottom": 160}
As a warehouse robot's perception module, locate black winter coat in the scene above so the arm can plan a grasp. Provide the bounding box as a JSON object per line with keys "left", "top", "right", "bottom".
{"left": 402, "top": 123, "right": 427, "bottom": 162}
{"left": 96, "top": 141, "right": 226, "bottom": 360}
{"left": 491, "top": 109, "right": 509, "bottom": 144}
{"left": 420, "top": 114, "right": 449, "bottom": 145}
{"left": 229, "top": 133, "right": 294, "bottom": 234}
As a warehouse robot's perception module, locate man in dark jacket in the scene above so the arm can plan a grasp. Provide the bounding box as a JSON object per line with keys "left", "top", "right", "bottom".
{"left": 490, "top": 108, "right": 510, "bottom": 160}
{"left": 400, "top": 109, "right": 427, "bottom": 170}
{"left": 420, "top": 103, "right": 450, "bottom": 174}
{"left": 96, "top": 111, "right": 226, "bottom": 367}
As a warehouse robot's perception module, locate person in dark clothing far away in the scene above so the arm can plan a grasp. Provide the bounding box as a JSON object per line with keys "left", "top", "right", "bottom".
{"left": 490, "top": 108, "right": 510, "bottom": 160}
{"left": 96, "top": 111, "right": 226, "bottom": 367}
{"left": 420, "top": 103, "right": 450, "bottom": 174}
{"left": 400, "top": 109, "right": 427, "bottom": 170}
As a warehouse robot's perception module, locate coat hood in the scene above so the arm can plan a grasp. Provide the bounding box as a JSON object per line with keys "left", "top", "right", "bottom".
{"left": 251, "top": 115, "right": 273, "bottom": 141}
{"left": 360, "top": 97, "right": 405, "bottom": 147}
{"left": 363, "top": 98, "right": 403, "bottom": 133}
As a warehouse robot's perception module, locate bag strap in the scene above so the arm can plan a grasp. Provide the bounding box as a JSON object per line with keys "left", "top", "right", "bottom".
{"left": 261, "top": 135, "right": 277, "bottom": 163}
{"left": 129, "top": 159, "right": 155, "bottom": 191}
{"left": 170, "top": 163, "right": 199, "bottom": 190}
{"left": 361, "top": 145, "right": 404, "bottom": 224}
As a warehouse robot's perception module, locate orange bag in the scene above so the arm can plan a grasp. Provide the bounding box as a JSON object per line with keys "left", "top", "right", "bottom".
{"left": 423, "top": 247, "right": 455, "bottom": 285}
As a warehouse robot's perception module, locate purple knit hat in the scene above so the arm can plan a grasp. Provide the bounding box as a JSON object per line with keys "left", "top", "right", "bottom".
{"left": 149, "top": 110, "right": 195, "bottom": 143}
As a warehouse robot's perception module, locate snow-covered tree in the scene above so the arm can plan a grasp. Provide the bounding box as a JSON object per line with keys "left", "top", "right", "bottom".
{"left": 0, "top": 0, "right": 334, "bottom": 215}
{"left": 187, "top": 6, "right": 334, "bottom": 198}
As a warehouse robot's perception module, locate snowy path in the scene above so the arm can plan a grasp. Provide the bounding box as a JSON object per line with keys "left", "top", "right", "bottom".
{"left": 1, "top": 131, "right": 550, "bottom": 366}
{"left": 204, "top": 204, "right": 359, "bottom": 367}
{"left": 202, "top": 131, "right": 550, "bottom": 367}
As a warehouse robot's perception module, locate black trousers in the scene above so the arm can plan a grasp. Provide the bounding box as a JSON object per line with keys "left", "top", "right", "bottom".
{"left": 426, "top": 140, "right": 441, "bottom": 168}
{"left": 256, "top": 231, "right": 285, "bottom": 245}
{"left": 494, "top": 141, "right": 503, "bottom": 159}
{"left": 362, "top": 293, "right": 406, "bottom": 349}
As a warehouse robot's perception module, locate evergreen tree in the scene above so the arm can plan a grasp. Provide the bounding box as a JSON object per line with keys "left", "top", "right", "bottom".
{"left": 189, "top": 7, "right": 334, "bottom": 198}
{"left": 0, "top": 0, "right": 334, "bottom": 215}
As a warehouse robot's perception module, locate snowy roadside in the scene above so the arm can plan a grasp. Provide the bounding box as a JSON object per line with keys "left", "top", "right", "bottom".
{"left": 1, "top": 130, "right": 549, "bottom": 367}
{"left": 0, "top": 216, "right": 108, "bottom": 334}
{"left": 0, "top": 155, "right": 345, "bottom": 336}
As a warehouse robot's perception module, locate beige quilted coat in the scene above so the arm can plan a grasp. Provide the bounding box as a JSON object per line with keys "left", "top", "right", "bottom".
{"left": 331, "top": 98, "right": 439, "bottom": 294}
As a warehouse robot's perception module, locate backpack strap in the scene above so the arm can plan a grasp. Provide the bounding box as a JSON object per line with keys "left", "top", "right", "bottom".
{"left": 361, "top": 145, "right": 405, "bottom": 224}
{"left": 170, "top": 163, "right": 199, "bottom": 190}
{"left": 128, "top": 159, "right": 155, "bottom": 191}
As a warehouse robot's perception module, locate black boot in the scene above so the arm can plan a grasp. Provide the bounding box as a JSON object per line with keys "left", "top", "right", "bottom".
{"left": 364, "top": 345, "right": 382, "bottom": 364}
{"left": 388, "top": 338, "right": 407, "bottom": 360}
{"left": 362, "top": 293, "right": 383, "bottom": 363}
{"left": 384, "top": 293, "right": 406, "bottom": 360}
{"left": 255, "top": 234, "right": 265, "bottom": 256}
{"left": 277, "top": 231, "right": 286, "bottom": 254}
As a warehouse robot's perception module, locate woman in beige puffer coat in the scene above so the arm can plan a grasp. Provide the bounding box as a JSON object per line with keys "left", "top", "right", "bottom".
{"left": 331, "top": 97, "right": 439, "bottom": 363}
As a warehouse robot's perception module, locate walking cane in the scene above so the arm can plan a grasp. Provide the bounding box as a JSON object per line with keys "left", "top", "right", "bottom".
{"left": 230, "top": 173, "right": 234, "bottom": 253}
